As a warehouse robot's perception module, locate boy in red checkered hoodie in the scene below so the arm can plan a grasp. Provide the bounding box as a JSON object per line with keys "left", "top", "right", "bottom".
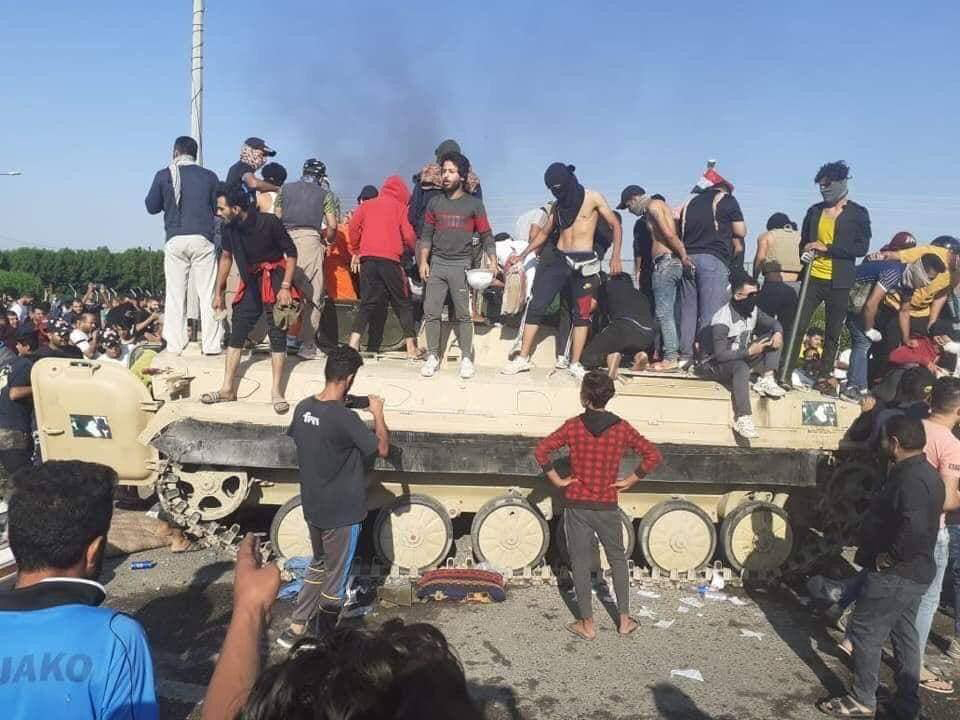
{"left": 535, "top": 370, "right": 662, "bottom": 640}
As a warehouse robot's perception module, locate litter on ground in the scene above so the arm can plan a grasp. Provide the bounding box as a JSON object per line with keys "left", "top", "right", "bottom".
{"left": 671, "top": 669, "right": 704, "bottom": 682}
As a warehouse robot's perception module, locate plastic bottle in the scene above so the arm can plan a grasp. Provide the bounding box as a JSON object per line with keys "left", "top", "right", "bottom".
{"left": 131, "top": 560, "right": 156, "bottom": 570}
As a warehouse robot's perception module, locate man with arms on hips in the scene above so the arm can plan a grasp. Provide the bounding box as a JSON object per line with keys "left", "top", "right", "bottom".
{"left": 502, "top": 163, "right": 623, "bottom": 380}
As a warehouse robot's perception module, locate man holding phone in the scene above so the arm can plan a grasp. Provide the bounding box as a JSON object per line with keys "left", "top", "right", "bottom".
{"left": 697, "top": 271, "right": 786, "bottom": 439}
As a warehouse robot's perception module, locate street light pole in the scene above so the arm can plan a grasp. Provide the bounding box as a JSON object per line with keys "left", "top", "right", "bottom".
{"left": 190, "top": 0, "right": 204, "bottom": 164}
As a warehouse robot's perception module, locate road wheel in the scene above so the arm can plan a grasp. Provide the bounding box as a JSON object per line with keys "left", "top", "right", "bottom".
{"left": 269, "top": 495, "right": 313, "bottom": 561}
{"left": 720, "top": 500, "right": 794, "bottom": 574}
{"left": 471, "top": 496, "right": 550, "bottom": 573}
{"left": 638, "top": 499, "right": 716, "bottom": 575}
{"left": 373, "top": 494, "right": 453, "bottom": 572}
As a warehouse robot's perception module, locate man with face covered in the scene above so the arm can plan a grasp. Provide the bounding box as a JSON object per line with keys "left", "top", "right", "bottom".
{"left": 417, "top": 152, "right": 496, "bottom": 380}
{"left": 699, "top": 272, "right": 785, "bottom": 439}
{"left": 792, "top": 161, "right": 871, "bottom": 395}
{"left": 618, "top": 185, "right": 691, "bottom": 371}
{"left": 225, "top": 137, "right": 280, "bottom": 197}
{"left": 502, "top": 163, "right": 623, "bottom": 380}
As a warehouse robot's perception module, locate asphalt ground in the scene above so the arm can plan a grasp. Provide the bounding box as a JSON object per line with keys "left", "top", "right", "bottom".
{"left": 103, "top": 545, "right": 960, "bottom": 720}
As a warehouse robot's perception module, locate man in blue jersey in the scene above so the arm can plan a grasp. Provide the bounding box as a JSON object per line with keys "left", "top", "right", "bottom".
{"left": 0, "top": 461, "right": 157, "bottom": 719}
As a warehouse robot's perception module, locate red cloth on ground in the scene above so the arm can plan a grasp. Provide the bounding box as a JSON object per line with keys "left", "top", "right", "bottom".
{"left": 347, "top": 176, "right": 416, "bottom": 263}
{"left": 534, "top": 415, "right": 662, "bottom": 507}
{"left": 888, "top": 337, "right": 940, "bottom": 368}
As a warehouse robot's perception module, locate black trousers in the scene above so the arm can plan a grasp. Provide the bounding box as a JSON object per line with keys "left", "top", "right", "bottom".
{"left": 351, "top": 258, "right": 416, "bottom": 339}
{"left": 229, "top": 268, "right": 286, "bottom": 353}
{"left": 792, "top": 277, "right": 849, "bottom": 378}
{"left": 0, "top": 447, "right": 32, "bottom": 476}
{"left": 581, "top": 319, "right": 655, "bottom": 369}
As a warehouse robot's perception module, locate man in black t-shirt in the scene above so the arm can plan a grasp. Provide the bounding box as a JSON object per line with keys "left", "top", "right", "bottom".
{"left": 225, "top": 137, "right": 280, "bottom": 197}
{"left": 581, "top": 273, "right": 655, "bottom": 377}
{"left": 0, "top": 327, "right": 39, "bottom": 474}
{"left": 280, "top": 346, "right": 389, "bottom": 648}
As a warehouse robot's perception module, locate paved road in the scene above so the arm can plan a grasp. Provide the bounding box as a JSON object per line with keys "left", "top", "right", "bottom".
{"left": 103, "top": 548, "right": 960, "bottom": 720}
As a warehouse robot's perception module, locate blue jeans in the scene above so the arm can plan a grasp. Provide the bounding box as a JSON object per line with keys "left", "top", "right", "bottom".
{"left": 651, "top": 256, "right": 683, "bottom": 361}
{"left": 916, "top": 527, "right": 950, "bottom": 661}
{"left": 846, "top": 312, "right": 872, "bottom": 393}
{"left": 679, "top": 253, "right": 730, "bottom": 360}
{"left": 948, "top": 525, "right": 960, "bottom": 636}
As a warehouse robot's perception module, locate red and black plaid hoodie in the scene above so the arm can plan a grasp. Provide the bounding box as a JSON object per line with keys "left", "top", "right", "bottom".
{"left": 534, "top": 410, "right": 662, "bottom": 509}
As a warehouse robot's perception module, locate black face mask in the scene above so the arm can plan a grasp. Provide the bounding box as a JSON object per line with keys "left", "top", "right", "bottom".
{"left": 731, "top": 296, "right": 757, "bottom": 317}
{"left": 544, "top": 162, "right": 585, "bottom": 230}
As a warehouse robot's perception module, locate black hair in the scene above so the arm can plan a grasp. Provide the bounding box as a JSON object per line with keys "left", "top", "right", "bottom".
{"left": 651, "top": 194, "right": 666, "bottom": 201}
{"left": 885, "top": 414, "right": 926, "bottom": 452}
{"left": 8, "top": 461, "right": 116, "bottom": 572}
{"left": 896, "top": 366, "right": 936, "bottom": 405}
{"left": 729, "top": 268, "right": 758, "bottom": 293}
{"left": 920, "top": 252, "right": 947, "bottom": 275}
{"left": 33, "top": 302, "right": 50, "bottom": 314}
{"left": 807, "top": 326, "right": 824, "bottom": 337}
{"left": 218, "top": 184, "right": 253, "bottom": 211}
{"left": 261, "top": 162, "right": 287, "bottom": 187}
{"left": 581, "top": 370, "right": 615, "bottom": 409}
{"left": 241, "top": 619, "right": 482, "bottom": 720}
{"left": 174, "top": 135, "right": 199, "bottom": 158}
{"left": 930, "top": 376, "right": 960, "bottom": 415}
{"left": 16, "top": 331, "right": 39, "bottom": 351}
{"left": 325, "top": 345, "right": 364, "bottom": 382}
{"left": 438, "top": 151, "right": 470, "bottom": 183}
{"left": 494, "top": 232, "right": 512, "bottom": 243}
{"left": 814, "top": 161, "right": 850, "bottom": 184}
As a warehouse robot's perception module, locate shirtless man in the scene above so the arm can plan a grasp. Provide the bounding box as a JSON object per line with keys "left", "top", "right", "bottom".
{"left": 619, "top": 186, "right": 692, "bottom": 371}
{"left": 502, "top": 163, "right": 622, "bottom": 380}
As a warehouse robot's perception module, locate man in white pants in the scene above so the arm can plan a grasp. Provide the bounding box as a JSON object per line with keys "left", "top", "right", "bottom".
{"left": 146, "top": 136, "right": 223, "bottom": 355}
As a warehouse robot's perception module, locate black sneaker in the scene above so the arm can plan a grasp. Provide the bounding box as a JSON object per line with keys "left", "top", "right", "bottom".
{"left": 276, "top": 627, "right": 306, "bottom": 649}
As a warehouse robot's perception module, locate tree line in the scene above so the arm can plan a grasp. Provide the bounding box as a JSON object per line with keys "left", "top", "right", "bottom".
{"left": 0, "top": 247, "right": 164, "bottom": 298}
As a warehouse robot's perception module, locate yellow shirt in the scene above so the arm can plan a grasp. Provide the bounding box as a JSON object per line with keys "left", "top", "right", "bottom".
{"left": 882, "top": 245, "right": 951, "bottom": 317}
{"left": 810, "top": 213, "right": 835, "bottom": 280}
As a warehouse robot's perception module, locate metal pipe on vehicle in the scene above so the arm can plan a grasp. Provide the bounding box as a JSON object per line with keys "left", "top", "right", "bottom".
{"left": 778, "top": 255, "right": 815, "bottom": 386}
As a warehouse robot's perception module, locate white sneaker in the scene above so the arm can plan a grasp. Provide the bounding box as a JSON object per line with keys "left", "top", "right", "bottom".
{"left": 732, "top": 415, "right": 760, "bottom": 439}
{"left": 555, "top": 356, "right": 569, "bottom": 369}
{"left": 568, "top": 362, "right": 587, "bottom": 381}
{"left": 296, "top": 347, "right": 319, "bottom": 361}
{"left": 501, "top": 356, "right": 533, "bottom": 375}
{"left": 421, "top": 355, "right": 440, "bottom": 377}
{"left": 753, "top": 375, "right": 786, "bottom": 398}
{"left": 459, "top": 357, "right": 475, "bottom": 379}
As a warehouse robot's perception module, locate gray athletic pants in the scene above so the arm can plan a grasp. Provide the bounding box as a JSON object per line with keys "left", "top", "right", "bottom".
{"left": 564, "top": 507, "right": 629, "bottom": 620}
{"left": 701, "top": 347, "right": 781, "bottom": 417}
{"left": 291, "top": 522, "right": 361, "bottom": 632}
{"left": 423, "top": 257, "right": 473, "bottom": 359}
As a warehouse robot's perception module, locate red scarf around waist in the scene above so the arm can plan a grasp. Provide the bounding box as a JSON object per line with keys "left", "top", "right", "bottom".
{"left": 233, "top": 259, "right": 300, "bottom": 306}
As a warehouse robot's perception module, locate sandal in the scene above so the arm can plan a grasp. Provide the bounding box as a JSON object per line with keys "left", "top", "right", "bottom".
{"left": 919, "top": 676, "right": 954, "bottom": 694}
{"left": 273, "top": 400, "right": 290, "bottom": 415}
{"left": 817, "top": 695, "right": 874, "bottom": 718}
{"left": 564, "top": 622, "right": 596, "bottom": 641}
{"left": 200, "top": 390, "right": 235, "bottom": 405}
{"left": 618, "top": 617, "right": 640, "bottom": 636}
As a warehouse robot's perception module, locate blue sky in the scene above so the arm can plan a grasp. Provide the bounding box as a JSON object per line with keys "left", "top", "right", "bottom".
{"left": 2, "top": 1, "right": 959, "bottom": 258}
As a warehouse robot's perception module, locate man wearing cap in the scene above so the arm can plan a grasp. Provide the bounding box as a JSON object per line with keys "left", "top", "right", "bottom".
{"left": 225, "top": 137, "right": 280, "bottom": 196}
{"left": 0, "top": 326, "right": 40, "bottom": 474}
{"left": 347, "top": 176, "right": 421, "bottom": 360}
{"left": 146, "top": 136, "right": 223, "bottom": 356}
{"left": 678, "top": 168, "right": 746, "bottom": 367}
{"left": 753, "top": 213, "right": 802, "bottom": 283}
{"left": 618, "top": 186, "right": 691, "bottom": 371}
{"left": 35, "top": 319, "right": 83, "bottom": 360}
{"left": 274, "top": 159, "right": 340, "bottom": 361}
{"left": 98, "top": 328, "right": 131, "bottom": 368}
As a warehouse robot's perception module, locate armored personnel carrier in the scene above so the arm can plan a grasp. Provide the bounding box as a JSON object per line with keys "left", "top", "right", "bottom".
{"left": 30, "top": 320, "right": 870, "bottom": 579}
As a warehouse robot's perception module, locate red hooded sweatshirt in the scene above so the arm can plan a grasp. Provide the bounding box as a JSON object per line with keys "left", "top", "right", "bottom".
{"left": 347, "top": 176, "right": 416, "bottom": 263}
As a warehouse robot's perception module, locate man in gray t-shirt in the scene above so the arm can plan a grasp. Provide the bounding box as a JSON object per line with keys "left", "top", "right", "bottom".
{"left": 417, "top": 151, "right": 496, "bottom": 380}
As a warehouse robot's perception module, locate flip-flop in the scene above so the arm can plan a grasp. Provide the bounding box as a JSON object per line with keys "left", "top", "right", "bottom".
{"left": 618, "top": 618, "right": 640, "bottom": 636}
{"left": 837, "top": 640, "right": 853, "bottom": 658}
{"left": 919, "top": 677, "right": 954, "bottom": 694}
{"left": 273, "top": 400, "right": 290, "bottom": 415}
{"left": 816, "top": 695, "right": 874, "bottom": 718}
{"left": 200, "top": 391, "right": 235, "bottom": 405}
{"left": 564, "top": 623, "right": 596, "bottom": 641}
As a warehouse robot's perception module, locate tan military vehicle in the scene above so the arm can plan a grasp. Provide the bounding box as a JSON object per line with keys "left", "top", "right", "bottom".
{"left": 31, "top": 319, "right": 868, "bottom": 580}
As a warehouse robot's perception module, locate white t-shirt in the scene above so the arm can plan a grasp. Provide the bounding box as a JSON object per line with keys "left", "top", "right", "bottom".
{"left": 69, "top": 328, "right": 91, "bottom": 354}
{"left": 8, "top": 303, "right": 28, "bottom": 323}
{"left": 508, "top": 206, "right": 552, "bottom": 300}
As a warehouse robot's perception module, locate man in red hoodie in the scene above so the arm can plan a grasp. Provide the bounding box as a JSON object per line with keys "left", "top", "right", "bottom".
{"left": 535, "top": 371, "right": 662, "bottom": 640}
{"left": 347, "top": 176, "right": 421, "bottom": 359}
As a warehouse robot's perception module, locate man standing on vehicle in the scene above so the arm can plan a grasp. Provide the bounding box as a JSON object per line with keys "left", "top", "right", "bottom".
{"left": 145, "top": 135, "right": 222, "bottom": 356}
{"left": 280, "top": 345, "right": 390, "bottom": 648}
{"left": 275, "top": 159, "right": 340, "bottom": 360}
{"left": 619, "top": 185, "right": 692, "bottom": 371}
{"left": 502, "top": 163, "right": 623, "bottom": 380}
{"left": 225, "top": 137, "right": 280, "bottom": 197}
{"left": 204, "top": 186, "right": 298, "bottom": 414}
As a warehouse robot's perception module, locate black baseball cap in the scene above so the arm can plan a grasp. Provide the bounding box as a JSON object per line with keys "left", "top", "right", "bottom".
{"left": 357, "top": 185, "right": 379, "bottom": 202}
{"left": 616, "top": 185, "right": 646, "bottom": 210}
{"left": 244, "top": 137, "right": 276, "bottom": 156}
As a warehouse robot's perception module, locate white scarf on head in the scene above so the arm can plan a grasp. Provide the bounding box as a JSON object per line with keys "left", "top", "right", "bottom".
{"left": 169, "top": 154, "right": 197, "bottom": 207}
